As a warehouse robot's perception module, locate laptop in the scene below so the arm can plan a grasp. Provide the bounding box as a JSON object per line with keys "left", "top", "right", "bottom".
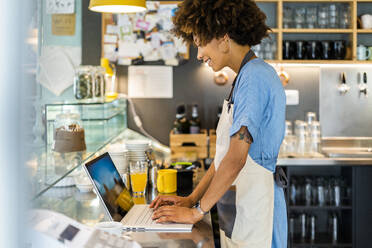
{"left": 83, "top": 152, "right": 193, "bottom": 232}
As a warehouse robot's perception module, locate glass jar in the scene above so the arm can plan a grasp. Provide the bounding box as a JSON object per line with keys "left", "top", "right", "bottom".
{"left": 308, "top": 121, "right": 322, "bottom": 155}
{"left": 92, "top": 66, "right": 106, "bottom": 101}
{"left": 53, "top": 111, "right": 86, "bottom": 153}
{"left": 74, "top": 66, "right": 93, "bottom": 100}
{"left": 318, "top": 5, "right": 329, "bottom": 28}
{"left": 295, "top": 120, "right": 308, "bottom": 156}
{"left": 339, "top": 5, "right": 350, "bottom": 29}
{"left": 294, "top": 7, "right": 306, "bottom": 28}
{"left": 101, "top": 58, "right": 117, "bottom": 99}
{"left": 283, "top": 7, "right": 293, "bottom": 28}
{"left": 52, "top": 112, "right": 86, "bottom": 176}
{"left": 306, "top": 7, "right": 317, "bottom": 29}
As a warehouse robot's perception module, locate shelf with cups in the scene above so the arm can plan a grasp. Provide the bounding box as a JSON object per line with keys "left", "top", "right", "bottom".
{"left": 259, "top": 0, "right": 354, "bottom": 2}
{"left": 279, "top": 59, "right": 362, "bottom": 63}
{"left": 357, "top": 28, "right": 372, "bottom": 32}
{"left": 283, "top": 0, "right": 353, "bottom": 2}
{"left": 282, "top": 28, "right": 353, "bottom": 33}
{"left": 268, "top": 0, "right": 372, "bottom": 63}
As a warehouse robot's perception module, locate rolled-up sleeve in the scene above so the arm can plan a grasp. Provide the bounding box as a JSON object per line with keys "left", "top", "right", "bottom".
{"left": 229, "top": 72, "right": 266, "bottom": 143}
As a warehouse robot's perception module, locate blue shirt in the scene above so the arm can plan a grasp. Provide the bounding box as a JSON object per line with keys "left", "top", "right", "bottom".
{"left": 229, "top": 58, "right": 286, "bottom": 172}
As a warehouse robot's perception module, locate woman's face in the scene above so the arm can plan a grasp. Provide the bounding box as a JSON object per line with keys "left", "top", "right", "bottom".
{"left": 194, "top": 36, "right": 228, "bottom": 72}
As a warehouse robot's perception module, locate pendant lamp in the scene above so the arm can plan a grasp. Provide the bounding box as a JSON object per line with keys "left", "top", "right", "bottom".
{"left": 89, "top": 0, "right": 146, "bottom": 13}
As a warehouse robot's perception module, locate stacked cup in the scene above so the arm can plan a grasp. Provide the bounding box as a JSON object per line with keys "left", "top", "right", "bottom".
{"left": 125, "top": 140, "right": 151, "bottom": 162}
{"left": 108, "top": 144, "right": 129, "bottom": 175}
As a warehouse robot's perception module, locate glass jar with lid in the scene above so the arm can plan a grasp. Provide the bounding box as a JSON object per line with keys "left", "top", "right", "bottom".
{"left": 52, "top": 111, "right": 86, "bottom": 177}
{"left": 52, "top": 111, "right": 86, "bottom": 153}
{"left": 74, "top": 66, "right": 93, "bottom": 100}
{"left": 101, "top": 58, "right": 117, "bottom": 99}
{"left": 92, "top": 66, "right": 106, "bottom": 101}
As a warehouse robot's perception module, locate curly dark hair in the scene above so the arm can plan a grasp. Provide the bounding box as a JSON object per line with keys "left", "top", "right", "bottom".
{"left": 172, "top": 0, "right": 271, "bottom": 47}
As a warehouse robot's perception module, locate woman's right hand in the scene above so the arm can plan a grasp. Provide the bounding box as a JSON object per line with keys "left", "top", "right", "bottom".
{"left": 149, "top": 195, "right": 194, "bottom": 209}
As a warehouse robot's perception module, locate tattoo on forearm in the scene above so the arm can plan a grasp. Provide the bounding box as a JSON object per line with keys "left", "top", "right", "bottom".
{"left": 233, "top": 127, "right": 253, "bottom": 144}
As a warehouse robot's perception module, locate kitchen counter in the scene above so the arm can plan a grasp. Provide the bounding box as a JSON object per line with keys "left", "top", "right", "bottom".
{"left": 32, "top": 186, "right": 215, "bottom": 248}
{"left": 31, "top": 128, "right": 214, "bottom": 247}
{"left": 277, "top": 157, "right": 372, "bottom": 166}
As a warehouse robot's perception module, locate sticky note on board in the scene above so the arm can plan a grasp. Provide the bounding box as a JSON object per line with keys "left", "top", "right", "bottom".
{"left": 118, "top": 14, "right": 131, "bottom": 26}
{"left": 174, "top": 37, "right": 188, "bottom": 54}
{"left": 145, "top": 14, "right": 158, "bottom": 31}
{"left": 104, "top": 34, "right": 118, "bottom": 43}
{"left": 103, "top": 44, "right": 117, "bottom": 62}
{"left": 128, "top": 66, "right": 173, "bottom": 98}
{"left": 106, "top": 25, "right": 119, "bottom": 34}
{"left": 136, "top": 19, "right": 150, "bottom": 31}
{"left": 118, "top": 41, "right": 140, "bottom": 58}
{"left": 146, "top": 1, "right": 160, "bottom": 11}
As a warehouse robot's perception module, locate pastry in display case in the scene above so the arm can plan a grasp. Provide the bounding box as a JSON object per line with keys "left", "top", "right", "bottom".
{"left": 52, "top": 112, "right": 86, "bottom": 180}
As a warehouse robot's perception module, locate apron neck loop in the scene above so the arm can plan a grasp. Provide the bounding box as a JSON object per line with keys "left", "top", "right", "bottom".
{"left": 227, "top": 49, "right": 256, "bottom": 113}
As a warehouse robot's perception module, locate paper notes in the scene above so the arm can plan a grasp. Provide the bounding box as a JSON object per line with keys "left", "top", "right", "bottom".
{"left": 128, "top": 66, "right": 173, "bottom": 98}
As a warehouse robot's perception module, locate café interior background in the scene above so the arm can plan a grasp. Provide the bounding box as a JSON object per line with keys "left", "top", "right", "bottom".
{"left": 33, "top": 1, "right": 372, "bottom": 146}
{"left": 1, "top": 0, "right": 372, "bottom": 247}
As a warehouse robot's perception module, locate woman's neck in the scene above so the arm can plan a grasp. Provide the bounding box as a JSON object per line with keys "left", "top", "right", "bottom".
{"left": 228, "top": 43, "right": 252, "bottom": 73}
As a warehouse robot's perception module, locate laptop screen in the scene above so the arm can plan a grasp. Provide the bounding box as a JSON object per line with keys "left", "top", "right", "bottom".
{"left": 85, "top": 152, "right": 134, "bottom": 222}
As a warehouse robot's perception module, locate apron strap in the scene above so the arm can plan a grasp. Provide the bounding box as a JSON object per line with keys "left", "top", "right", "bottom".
{"left": 227, "top": 49, "right": 256, "bottom": 113}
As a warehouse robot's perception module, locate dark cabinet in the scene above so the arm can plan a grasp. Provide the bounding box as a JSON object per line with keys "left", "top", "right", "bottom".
{"left": 353, "top": 166, "right": 372, "bottom": 248}
{"left": 285, "top": 165, "right": 356, "bottom": 248}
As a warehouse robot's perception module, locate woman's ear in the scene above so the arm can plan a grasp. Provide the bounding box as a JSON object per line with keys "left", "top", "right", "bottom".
{"left": 218, "top": 34, "right": 230, "bottom": 53}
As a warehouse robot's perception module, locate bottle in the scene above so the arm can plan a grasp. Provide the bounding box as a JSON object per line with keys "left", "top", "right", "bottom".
{"left": 309, "top": 214, "right": 316, "bottom": 242}
{"left": 329, "top": 212, "right": 338, "bottom": 243}
{"left": 317, "top": 177, "right": 325, "bottom": 206}
{"left": 289, "top": 177, "right": 297, "bottom": 205}
{"left": 101, "top": 58, "right": 117, "bottom": 100}
{"left": 305, "top": 178, "right": 312, "bottom": 206}
{"left": 190, "top": 104, "right": 201, "bottom": 134}
{"left": 289, "top": 215, "right": 295, "bottom": 242}
{"left": 300, "top": 213, "right": 307, "bottom": 241}
{"left": 173, "top": 104, "right": 190, "bottom": 134}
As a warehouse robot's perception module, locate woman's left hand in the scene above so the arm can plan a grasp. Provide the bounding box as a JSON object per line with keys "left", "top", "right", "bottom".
{"left": 152, "top": 206, "right": 204, "bottom": 224}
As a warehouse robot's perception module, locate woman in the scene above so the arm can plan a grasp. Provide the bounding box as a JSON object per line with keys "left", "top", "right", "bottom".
{"left": 150, "top": 0, "right": 287, "bottom": 247}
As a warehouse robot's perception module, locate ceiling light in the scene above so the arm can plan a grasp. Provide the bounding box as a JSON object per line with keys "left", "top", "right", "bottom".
{"left": 89, "top": 0, "right": 146, "bottom": 13}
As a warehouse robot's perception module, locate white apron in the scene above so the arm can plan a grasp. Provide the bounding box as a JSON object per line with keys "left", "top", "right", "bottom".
{"left": 214, "top": 99, "right": 274, "bottom": 248}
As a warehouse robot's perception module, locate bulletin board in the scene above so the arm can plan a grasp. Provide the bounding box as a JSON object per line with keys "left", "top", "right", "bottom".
{"left": 101, "top": 1, "right": 189, "bottom": 66}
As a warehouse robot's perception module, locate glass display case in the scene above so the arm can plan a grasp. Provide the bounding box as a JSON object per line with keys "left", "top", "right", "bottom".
{"left": 45, "top": 98, "right": 127, "bottom": 146}
{"left": 30, "top": 128, "right": 169, "bottom": 222}
{"left": 29, "top": 98, "right": 127, "bottom": 199}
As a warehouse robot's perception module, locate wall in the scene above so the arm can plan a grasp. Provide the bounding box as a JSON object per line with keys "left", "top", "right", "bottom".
{"left": 39, "top": 0, "right": 83, "bottom": 102}
{"left": 320, "top": 66, "right": 372, "bottom": 137}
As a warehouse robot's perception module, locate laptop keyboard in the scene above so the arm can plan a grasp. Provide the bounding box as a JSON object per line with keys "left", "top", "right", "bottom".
{"left": 127, "top": 205, "right": 157, "bottom": 226}
{"left": 136, "top": 205, "right": 155, "bottom": 225}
